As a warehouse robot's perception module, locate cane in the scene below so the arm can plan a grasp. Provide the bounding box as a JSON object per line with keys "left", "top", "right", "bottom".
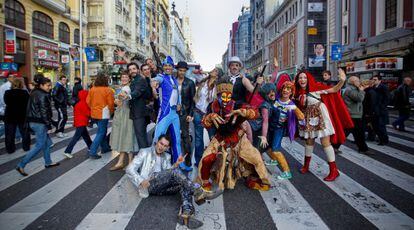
{"left": 247, "top": 63, "right": 268, "bottom": 104}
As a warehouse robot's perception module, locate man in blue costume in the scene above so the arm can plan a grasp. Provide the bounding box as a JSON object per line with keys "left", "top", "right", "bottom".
{"left": 151, "top": 56, "right": 182, "bottom": 163}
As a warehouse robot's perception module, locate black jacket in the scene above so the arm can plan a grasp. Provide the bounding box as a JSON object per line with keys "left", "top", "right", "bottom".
{"left": 178, "top": 77, "right": 196, "bottom": 117}
{"left": 394, "top": 84, "right": 412, "bottom": 109}
{"left": 373, "top": 83, "right": 390, "bottom": 120}
{"left": 26, "top": 88, "right": 53, "bottom": 128}
{"left": 52, "top": 82, "right": 68, "bottom": 107}
{"left": 4, "top": 89, "right": 30, "bottom": 123}
{"left": 129, "top": 75, "right": 153, "bottom": 119}
{"left": 71, "top": 82, "right": 83, "bottom": 105}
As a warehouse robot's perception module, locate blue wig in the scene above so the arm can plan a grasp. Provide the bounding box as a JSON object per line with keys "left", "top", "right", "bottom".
{"left": 162, "top": 56, "right": 174, "bottom": 67}
{"left": 259, "top": 83, "right": 276, "bottom": 102}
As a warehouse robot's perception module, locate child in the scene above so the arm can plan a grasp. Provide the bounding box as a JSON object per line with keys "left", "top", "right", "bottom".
{"left": 63, "top": 90, "right": 92, "bottom": 158}
{"left": 258, "top": 75, "right": 304, "bottom": 180}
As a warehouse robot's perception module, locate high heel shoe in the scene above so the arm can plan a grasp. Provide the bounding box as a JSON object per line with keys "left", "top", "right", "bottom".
{"left": 109, "top": 164, "right": 124, "bottom": 171}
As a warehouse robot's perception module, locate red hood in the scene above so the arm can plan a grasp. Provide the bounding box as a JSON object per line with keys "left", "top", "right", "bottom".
{"left": 78, "top": 90, "right": 88, "bottom": 102}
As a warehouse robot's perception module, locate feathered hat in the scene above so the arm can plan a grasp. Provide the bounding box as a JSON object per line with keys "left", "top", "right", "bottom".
{"left": 162, "top": 56, "right": 174, "bottom": 67}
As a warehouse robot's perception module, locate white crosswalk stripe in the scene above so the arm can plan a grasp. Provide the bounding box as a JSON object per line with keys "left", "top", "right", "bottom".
{"left": 0, "top": 123, "right": 413, "bottom": 229}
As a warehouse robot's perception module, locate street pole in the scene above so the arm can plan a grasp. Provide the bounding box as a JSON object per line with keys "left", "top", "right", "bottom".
{"left": 79, "top": 0, "right": 84, "bottom": 86}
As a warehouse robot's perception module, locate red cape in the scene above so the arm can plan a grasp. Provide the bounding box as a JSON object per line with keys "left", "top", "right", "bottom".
{"left": 296, "top": 71, "right": 353, "bottom": 145}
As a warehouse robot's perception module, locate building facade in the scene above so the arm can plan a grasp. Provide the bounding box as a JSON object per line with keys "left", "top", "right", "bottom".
{"left": 328, "top": 0, "right": 414, "bottom": 90}
{"left": 236, "top": 6, "right": 252, "bottom": 63}
{"left": 246, "top": 0, "right": 265, "bottom": 73}
{"left": 0, "top": 0, "right": 88, "bottom": 84}
{"left": 264, "top": 0, "right": 306, "bottom": 77}
{"left": 170, "top": 4, "right": 187, "bottom": 62}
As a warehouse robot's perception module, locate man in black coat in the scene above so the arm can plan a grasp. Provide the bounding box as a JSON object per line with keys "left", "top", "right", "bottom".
{"left": 371, "top": 75, "right": 390, "bottom": 145}
{"left": 175, "top": 61, "right": 196, "bottom": 171}
{"left": 71, "top": 77, "right": 83, "bottom": 105}
{"left": 392, "top": 77, "right": 413, "bottom": 131}
{"left": 51, "top": 75, "right": 69, "bottom": 138}
{"left": 126, "top": 63, "right": 153, "bottom": 148}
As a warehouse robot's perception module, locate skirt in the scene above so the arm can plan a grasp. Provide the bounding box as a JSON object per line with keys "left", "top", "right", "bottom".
{"left": 110, "top": 105, "right": 139, "bottom": 153}
{"left": 299, "top": 102, "right": 335, "bottom": 139}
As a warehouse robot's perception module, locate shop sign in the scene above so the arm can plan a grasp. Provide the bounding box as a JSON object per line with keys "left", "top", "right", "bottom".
{"left": 33, "top": 39, "right": 59, "bottom": 52}
{"left": 308, "top": 3, "right": 323, "bottom": 12}
{"left": 308, "top": 28, "right": 318, "bottom": 35}
{"left": 38, "top": 49, "right": 48, "bottom": 59}
{"left": 5, "top": 29, "right": 16, "bottom": 54}
{"left": 346, "top": 57, "right": 403, "bottom": 73}
{"left": 61, "top": 55, "right": 70, "bottom": 64}
{"left": 38, "top": 60, "right": 60, "bottom": 68}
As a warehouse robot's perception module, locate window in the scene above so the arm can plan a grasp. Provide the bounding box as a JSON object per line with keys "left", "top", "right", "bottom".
{"left": 74, "top": 29, "right": 80, "bottom": 44}
{"left": 5, "top": 0, "right": 25, "bottom": 30}
{"left": 385, "top": 0, "right": 397, "bottom": 29}
{"left": 343, "top": 25, "right": 348, "bottom": 44}
{"left": 59, "top": 22, "right": 70, "bottom": 44}
{"left": 33, "top": 11, "right": 54, "bottom": 39}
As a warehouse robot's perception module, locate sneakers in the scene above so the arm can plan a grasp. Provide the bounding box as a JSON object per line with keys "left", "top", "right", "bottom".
{"left": 264, "top": 159, "right": 279, "bottom": 166}
{"left": 89, "top": 155, "right": 102, "bottom": 159}
{"left": 277, "top": 171, "right": 292, "bottom": 180}
{"left": 62, "top": 133, "right": 68, "bottom": 137}
{"left": 63, "top": 153, "right": 73, "bottom": 159}
{"left": 179, "top": 162, "right": 193, "bottom": 172}
{"left": 56, "top": 132, "right": 65, "bottom": 138}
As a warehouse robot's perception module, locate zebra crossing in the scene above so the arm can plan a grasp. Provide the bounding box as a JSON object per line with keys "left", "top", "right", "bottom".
{"left": 0, "top": 120, "right": 413, "bottom": 229}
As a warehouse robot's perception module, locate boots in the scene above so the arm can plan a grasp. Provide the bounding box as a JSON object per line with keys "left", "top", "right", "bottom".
{"left": 300, "top": 156, "right": 311, "bottom": 174}
{"left": 324, "top": 161, "right": 340, "bottom": 181}
{"left": 178, "top": 204, "right": 203, "bottom": 229}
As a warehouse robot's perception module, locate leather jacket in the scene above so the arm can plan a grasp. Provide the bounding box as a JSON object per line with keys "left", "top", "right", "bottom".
{"left": 126, "top": 146, "right": 172, "bottom": 189}
{"left": 178, "top": 77, "right": 196, "bottom": 117}
{"left": 26, "top": 88, "right": 53, "bottom": 128}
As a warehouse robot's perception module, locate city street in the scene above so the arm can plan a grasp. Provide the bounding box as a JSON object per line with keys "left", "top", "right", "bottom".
{"left": 0, "top": 109, "right": 413, "bottom": 230}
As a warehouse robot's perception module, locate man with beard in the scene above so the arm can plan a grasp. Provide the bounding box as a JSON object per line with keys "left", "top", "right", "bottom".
{"left": 122, "top": 62, "right": 153, "bottom": 148}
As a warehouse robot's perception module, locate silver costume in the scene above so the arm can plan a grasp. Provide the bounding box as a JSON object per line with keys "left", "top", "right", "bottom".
{"left": 126, "top": 146, "right": 197, "bottom": 211}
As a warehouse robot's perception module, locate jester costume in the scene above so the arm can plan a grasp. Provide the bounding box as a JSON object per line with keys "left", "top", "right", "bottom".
{"left": 259, "top": 76, "right": 304, "bottom": 180}
{"left": 198, "top": 81, "right": 270, "bottom": 191}
{"left": 152, "top": 56, "right": 182, "bottom": 162}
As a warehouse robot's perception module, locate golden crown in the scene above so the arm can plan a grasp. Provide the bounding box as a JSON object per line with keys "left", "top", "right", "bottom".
{"left": 216, "top": 83, "right": 233, "bottom": 94}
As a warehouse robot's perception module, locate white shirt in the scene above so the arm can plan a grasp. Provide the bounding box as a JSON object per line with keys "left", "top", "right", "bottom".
{"left": 196, "top": 83, "right": 213, "bottom": 113}
{"left": 169, "top": 77, "right": 179, "bottom": 107}
{"left": 153, "top": 155, "right": 162, "bottom": 174}
{"left": 229, "top": 74, "right": 241, "bottom": 85}
{"left": 0, "top": 81, "right": 12, "bottom": 116}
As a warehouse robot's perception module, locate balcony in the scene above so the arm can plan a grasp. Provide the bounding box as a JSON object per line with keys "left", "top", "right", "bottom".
{"left": 88, "top": 16, "right": 104, "bottom": 23}
{"left": 32, "top": 0, "right": 66, "bottom": 14}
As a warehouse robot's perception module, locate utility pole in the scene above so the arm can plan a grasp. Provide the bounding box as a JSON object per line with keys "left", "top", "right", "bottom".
{"left": 79, "top": 0, "right": 84, "bottom": 85}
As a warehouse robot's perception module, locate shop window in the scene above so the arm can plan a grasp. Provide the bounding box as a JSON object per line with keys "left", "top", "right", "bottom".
{"left": 33, "top": 11, "right": 54, "bottom": 39}
{"left": 59, "top": 22, "right": 70, "bottom": 44}
{"left": 74, "top": 29, "right": 80, "bottom": 45}
{"left": 5, "top": 0, "right": 25, "bottom": 30}
{"left": 385, "top": 0, "right": 397, "bottom": 29}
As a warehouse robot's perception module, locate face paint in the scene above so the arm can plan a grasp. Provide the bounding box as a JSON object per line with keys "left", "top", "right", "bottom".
{"left": 281, "top": 86, "right": 293, "bottom": 99}
{"left": 219, "top": 92, "right": 232, "bottom": 107}
{"left": 268, "top": 90, "right": 276, "bottom": 101}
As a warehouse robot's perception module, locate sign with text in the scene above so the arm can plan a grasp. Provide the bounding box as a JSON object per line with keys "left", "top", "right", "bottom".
{"left": 5, "top": 29, "right": 16, "bottom": 54}
{"left": 331, "top": 44, "right": 343, "bottom": 61}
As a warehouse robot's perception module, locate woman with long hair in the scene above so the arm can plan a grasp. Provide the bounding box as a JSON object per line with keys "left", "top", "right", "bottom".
{"left": 193, "top": 67, "right": 222, "bottom": 167}
{"left": 109, "top": 71, "right": 138, "bottom": 170}
{"left": 294, "top": 69, "right": 352, "bottom": 181}
{"left": 16, "top": 74, "right": 59, "bottom": 176}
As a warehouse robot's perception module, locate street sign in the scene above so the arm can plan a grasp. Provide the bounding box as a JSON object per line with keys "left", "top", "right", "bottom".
{"left": 85, "top": 47, "right": 98, "bottom": 62}
{"left": 331, "top": 44, "right": 343, "bottom": 61}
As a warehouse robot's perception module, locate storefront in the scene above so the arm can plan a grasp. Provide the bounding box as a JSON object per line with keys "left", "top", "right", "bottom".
{"left": 33, "top": 38, "right": 60, "bottom": 82}
{"left": 344, "top": 57, "right": 404, "bottom": 91}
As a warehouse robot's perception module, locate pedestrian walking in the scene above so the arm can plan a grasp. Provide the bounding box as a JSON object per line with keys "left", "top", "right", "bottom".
{"left": 71, "top": 77, "right": 83, "bottom": 106}
{"left": 392, "top": 77, "right": 413, "bottom": 131}
{"left": 109, "top": 71, "right": 138, "bottom": 170}
{"left": 4, "top": 78, "right": 31, "bottom": 154}
{"left": 63, "top": 90, "right": 92, "bottom": 158}
{"left": 0, "top": 74, "right": 15, "bottom": 137}
{"left": 52, "top": 75, "right": 69, "bottom": 138}
{"left": 86, "top": 74, "right": 114, "bottom": 159}
{"left": 371, "top": 75, "right": 390, "bottom": 145}
{"left": 16, "top": 75, "right": 59, "bottom": 176}
{"left": 342, "top": 76, "right": 370, "bottom": 154}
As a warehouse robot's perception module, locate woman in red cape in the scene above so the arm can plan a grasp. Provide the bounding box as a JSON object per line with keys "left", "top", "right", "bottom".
{"left": 294, "top": 69, "right": 353, "bottom": 181}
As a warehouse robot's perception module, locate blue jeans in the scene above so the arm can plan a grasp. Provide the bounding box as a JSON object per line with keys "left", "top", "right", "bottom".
{"left": 18, "top": 123, "right": 52, "bottom": 168}
{"left": 193, "top": 110, "right": 215, "bottom": 167}
{"left": 392, "top": 112, "right": 410, "bottom": 131}
{"left": 65, "top": 126, "right": 92, "bottom": 153}
{"left": 89, "top": 119, "right": 111, "bottom": 156}
{"left": 153, "top": 108, "right": 181, "bottom": 163}
{"left": 270, "top": 127, "right": 285, "bottom": 151}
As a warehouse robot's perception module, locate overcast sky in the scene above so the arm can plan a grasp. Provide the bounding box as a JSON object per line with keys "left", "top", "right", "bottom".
{"left": 173, "top": 0, "right": 250, "bottom": 70}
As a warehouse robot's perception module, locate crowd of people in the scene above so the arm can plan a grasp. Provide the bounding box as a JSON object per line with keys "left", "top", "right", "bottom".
{"left": 0, "top": 42, "right": 412, "bottom": 228}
